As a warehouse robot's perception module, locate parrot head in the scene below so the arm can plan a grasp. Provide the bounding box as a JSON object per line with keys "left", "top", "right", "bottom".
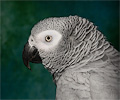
{"left": 22, "top": 15, "right": 96, "bottom": 81}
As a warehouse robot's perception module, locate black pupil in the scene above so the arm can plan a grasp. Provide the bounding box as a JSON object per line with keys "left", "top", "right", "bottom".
{"left": 47, "top": 36, "right": 50, "bottom": 40}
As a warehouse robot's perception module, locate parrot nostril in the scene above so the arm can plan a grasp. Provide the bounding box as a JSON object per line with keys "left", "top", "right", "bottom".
{"left": 31, "top": 39, "right": 33, "bottom": 42}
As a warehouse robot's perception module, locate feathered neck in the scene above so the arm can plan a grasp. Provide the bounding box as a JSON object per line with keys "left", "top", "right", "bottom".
{"left": 52, "top": 17, "right": 111, "bottom": 83}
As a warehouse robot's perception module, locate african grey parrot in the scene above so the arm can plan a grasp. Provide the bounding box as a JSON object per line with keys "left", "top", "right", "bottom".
{"left": 22, "top": 15, "right": 120, "bottom": 100}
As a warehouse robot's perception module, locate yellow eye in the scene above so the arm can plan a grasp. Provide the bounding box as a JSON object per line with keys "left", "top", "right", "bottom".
{"left": 45, "top": 35, "right": 52, "bottom": 42}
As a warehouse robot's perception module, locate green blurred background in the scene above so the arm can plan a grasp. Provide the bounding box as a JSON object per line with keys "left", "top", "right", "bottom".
{"left": 1, "top": 1, "right": 119, "bottom": 99}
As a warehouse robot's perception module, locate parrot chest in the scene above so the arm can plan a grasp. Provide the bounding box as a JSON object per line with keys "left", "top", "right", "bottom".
{"left": 55, "top": 58, "right": 119, "bottom": 100}
{"left": 56, "top": 69, "right": 92, "bottom": 100}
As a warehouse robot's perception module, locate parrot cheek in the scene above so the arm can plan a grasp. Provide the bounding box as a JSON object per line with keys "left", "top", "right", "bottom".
{"left": 22, "top": 42, "right": 42, "bottom": 70}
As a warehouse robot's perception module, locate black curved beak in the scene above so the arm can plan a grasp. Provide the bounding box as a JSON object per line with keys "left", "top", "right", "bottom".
{"left": 22, "top": 42, "right": 42, "bottom": 70}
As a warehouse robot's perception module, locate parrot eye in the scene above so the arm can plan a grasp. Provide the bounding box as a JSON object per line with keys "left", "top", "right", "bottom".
{"left": 45, "top": 35, "right": 52, "bottom": 42}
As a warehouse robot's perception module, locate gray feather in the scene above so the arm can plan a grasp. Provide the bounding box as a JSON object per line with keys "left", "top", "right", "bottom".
{"left": 30, "top": 15, "right": 120, "bottom": 100}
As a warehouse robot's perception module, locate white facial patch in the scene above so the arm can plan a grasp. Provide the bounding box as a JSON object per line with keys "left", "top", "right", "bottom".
{"left": 34, "top": 30, "right": 62, "bottom": 51}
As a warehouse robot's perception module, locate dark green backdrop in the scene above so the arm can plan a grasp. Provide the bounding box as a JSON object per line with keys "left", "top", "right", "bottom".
{"left": 1, "top": 1, "right": 119, "bottom": 99}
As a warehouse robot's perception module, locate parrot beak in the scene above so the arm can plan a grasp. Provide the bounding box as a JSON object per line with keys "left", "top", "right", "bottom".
{"left": 22, "top": 42, "right": 42, "bottom": 70}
